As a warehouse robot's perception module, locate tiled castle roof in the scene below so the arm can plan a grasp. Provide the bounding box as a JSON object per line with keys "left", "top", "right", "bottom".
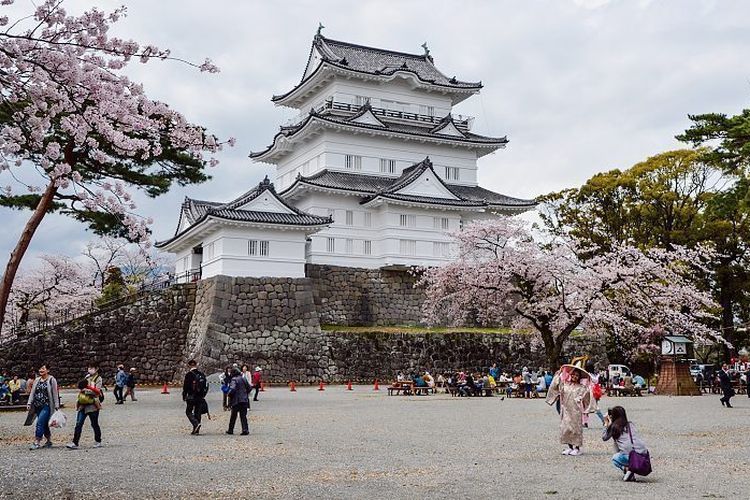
{"left": 272, "top": 35, "right": 482, "bottom": 103}
{"left": 280, "top": 158, "right": 537, "bottom": 210}
{"left": 250, "top": 110, "right": 507, "bottom": 160}
{"left": 155, "top": 177, "right": 332, "bottom": 248}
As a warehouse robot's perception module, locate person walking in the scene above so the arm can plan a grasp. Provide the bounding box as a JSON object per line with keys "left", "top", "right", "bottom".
{"left": 125, "top": 368, "right": 137, "bottom": 401}
{"left": 67, "top": 363, "right": 104, "bottom": 449}
{"left": 718, "top": 363, "right": 735, "bottom": 408}
{"left": 602, "top": 406, "right": 650, "bottom": 482}
{"left": 182, "top": 359, "right": 208, "bottom": 435}
{"left": 226, "top": 368, "right": 250, "bottom": 435}
{"left": 114, "top": 364, "right": 127, "bottom": 404}
{"left": 745, "top": 365, "right": 750, "bottom": 399}
{"left": 220, "top": 366, "right": 232, "bottom": 411}
{"left": 25, "top": 364, "right": 60, "bottom": 450}
{"left": 251, "top": 367, "right": 262, "bottom": 402}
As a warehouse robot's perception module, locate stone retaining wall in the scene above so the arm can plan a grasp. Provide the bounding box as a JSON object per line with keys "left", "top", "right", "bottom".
{"left": 0, "top": 285, "right": 196, "bottom": 385}
{"left": 306, "top": 264, "right": 425, "bottom": 326}
{"left": 0, "top": 274, "right": 608, "bottom": 385}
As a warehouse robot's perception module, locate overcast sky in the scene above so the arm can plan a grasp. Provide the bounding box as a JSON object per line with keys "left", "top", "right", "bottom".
{"left": 2, "top": 0, "right": 750, "bottom": 269}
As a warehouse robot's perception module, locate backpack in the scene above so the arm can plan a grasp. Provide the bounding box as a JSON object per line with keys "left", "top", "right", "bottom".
{"left": 592, "top": 383, "right": 603, "bottom": 400}
{"left": 192, "top": 371, "right": 209, "bottom": 398}
{"left": 77, "top": 391, "right": 96, "bottom": 406}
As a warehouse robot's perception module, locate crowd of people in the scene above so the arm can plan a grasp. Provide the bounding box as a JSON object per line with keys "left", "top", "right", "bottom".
{"left": 17, "top": 356, "right": 654, "bottom": 483}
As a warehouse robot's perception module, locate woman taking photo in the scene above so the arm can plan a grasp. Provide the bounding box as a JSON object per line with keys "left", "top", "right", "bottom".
{"left": 25, "top": 364, "right": 60, "bottom": 450}
{"left": 602, "top": 405, "right": 650, "bottom": 482}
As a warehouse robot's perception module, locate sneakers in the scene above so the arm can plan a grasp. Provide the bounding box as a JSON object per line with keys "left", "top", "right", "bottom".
{"left": 569, "top": 448, "right": 582, "bottom": 456}
{"left": 191, "top": 423, "right": 201, "bottom": 435}
{"left": 29, "top": 442, "right": 40, "bottom": 450}
{"left": 561, "top": 448, "right": 572, "bottom": 455}
{"left": 66, "top": 442, "right": 79, "bottom": 450}
{"left": 93, "top": 442, "right": 103, "bottom": 448}
{"left": 42, "top": 440, "right": 53, "bottom": 448}
{"left": 623, "top": 470, "right": 635, "bottom": 482}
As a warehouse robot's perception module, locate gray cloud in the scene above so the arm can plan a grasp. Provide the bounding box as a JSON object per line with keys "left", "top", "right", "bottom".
{"left": 2, "top": 0, "right": 749, "bottom": 268}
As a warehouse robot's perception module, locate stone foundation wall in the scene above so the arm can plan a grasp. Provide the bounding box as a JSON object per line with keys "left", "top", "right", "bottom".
{"left": 184, "top": 276, "right": 329, "bottom": 382}
{"left": 0, "top": 273, "right": 608, "bottom": 386}
{"left": 0, "top": 285, "right": 196, "bottom": 385}
{"left": 317, "top": 330, "right": 607, "bottom": 383}
{"left": 306, "top": 264, "right": 425, "bottom": 326}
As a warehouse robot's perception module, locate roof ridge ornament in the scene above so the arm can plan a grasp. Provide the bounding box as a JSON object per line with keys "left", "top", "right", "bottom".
{"left": 258, "top": 175, "right": 275, "bottom": 193}
{"left": 316, "top": 22, "right": 325, "bottom": 37}
{"left": 421, "top": 42, "right": 433, "bottom": 62}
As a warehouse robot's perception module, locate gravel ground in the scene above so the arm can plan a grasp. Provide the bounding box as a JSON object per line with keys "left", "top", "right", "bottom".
{"left": 0, "top": 385, "right": 746, "bottom": 499}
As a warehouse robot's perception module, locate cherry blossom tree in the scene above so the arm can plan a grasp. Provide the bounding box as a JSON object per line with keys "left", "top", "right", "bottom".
{"left": 5, "top": 254, "right": 95, "bottom": 332}
{"left": 0, "top": 1, "right": 234, "bottom": 330}
{"left": 419, "top": 218, "right": 723, "bottom": 369}
{"left": 83, "top": 236, "right": 172, "bottom": 289}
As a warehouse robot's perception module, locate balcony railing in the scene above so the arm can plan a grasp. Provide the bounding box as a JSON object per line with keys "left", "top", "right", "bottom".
{"left": 315, "top": 100, "right": 474, "bottom": 130}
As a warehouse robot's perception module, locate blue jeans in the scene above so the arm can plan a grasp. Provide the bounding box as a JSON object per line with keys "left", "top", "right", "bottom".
{"left": 34, "top": 405, "right": 51, "bottom": 441}
{"left": 612, "top": 452, "right": 629, "bottom": 471}
{"left": 73, "top": 410, "right": 101, "bottom": 445}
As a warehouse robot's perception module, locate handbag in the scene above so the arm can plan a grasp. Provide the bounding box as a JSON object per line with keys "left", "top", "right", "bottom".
{"left": 627, "top": 424, "right": 652, "bottom": 476}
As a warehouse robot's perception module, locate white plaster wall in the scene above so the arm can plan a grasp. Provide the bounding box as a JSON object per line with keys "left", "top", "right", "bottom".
{"left": 299, "top": 79, "right": 455, "bottom": 117}
{"left": 291, "top": 192, "right": 472, "bottom": 268}
{"left": 199, "top": 226, "right": 309, "bottom": 279}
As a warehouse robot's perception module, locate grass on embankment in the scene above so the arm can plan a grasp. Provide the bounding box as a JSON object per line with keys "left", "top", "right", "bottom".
{"left": 320, "top": 325, "right": 523, "bottom": 335}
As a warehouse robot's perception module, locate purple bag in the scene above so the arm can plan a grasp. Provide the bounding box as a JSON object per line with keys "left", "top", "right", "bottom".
{"left": 627, "top": 424, "right": 652, "bottom": 476}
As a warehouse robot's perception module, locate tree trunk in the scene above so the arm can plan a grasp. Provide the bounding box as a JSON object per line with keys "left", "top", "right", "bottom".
{"left": 0, "top": 180, "right": 58, "bottom": 332}
{"left": 545, "top": 343, "right": 564, "bottom": 372}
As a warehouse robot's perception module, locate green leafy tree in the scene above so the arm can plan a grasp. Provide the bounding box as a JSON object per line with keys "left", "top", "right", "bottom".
{"left": 540, "top": 149, "right": 750, "bottom": 358}
{"left": 96, "top": 267, "right": 128, "bottom": 306}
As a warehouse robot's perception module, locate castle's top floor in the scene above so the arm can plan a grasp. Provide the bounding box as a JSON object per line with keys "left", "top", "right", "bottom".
{"left": 272, "top": 31, "right": 483, "bottom": 109}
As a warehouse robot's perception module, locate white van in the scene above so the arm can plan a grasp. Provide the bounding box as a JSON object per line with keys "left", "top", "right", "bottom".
{"left": 608, "top": 364, "right": 632, "bottom": 381}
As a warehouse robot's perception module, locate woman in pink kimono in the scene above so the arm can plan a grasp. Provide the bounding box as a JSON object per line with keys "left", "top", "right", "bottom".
{"left": 546, "top": 362, "right": 593, "bottom": 456}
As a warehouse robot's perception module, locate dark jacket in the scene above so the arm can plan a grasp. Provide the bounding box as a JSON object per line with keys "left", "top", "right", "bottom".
{"left": 182, "top": 369, "right": 206, "bottom": 401}
{"left": 718, "top": 370, "right": 733, "bottom": 392}
{"left": 228, "top": 374, "right": 250, "bottom": 407}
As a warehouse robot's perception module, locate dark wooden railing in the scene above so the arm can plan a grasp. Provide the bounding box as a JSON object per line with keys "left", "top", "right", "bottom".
{"left": 317, "top": 100, "right": 473, "bottom": 130}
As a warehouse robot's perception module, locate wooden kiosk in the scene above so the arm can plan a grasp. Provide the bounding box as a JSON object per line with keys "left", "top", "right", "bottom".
{"left": 656, "top": 336, "right": 701, "bottom": 396}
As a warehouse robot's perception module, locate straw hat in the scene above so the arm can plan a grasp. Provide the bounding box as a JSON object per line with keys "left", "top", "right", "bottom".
{"left": 560, "top": 356, "right": 592, "bottom": 379}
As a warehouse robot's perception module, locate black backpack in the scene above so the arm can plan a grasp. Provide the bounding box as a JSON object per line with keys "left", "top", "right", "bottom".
{"left": 192, "top": 371, "right": 209, "bottom": 398}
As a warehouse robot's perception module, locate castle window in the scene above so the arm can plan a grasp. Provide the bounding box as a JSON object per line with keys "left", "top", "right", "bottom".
{"left": 206, "top": 242, "right": 214, "bottom": 259}
{"left": 399, "top": 239, "right": 416, "bottom": 255}
{"left": 399, "top": 214, "right": 416, "bottom": 228}
{"left": 419, "top": 105, "right": 435, "bottom": 117}
{"left": 354, "top": 95, "right": 368, "bottom": 107}
{"left": 363, "top": 240, "right": 372, "bottom": 255}
{"left": 345, "top": 239, "right": 353, "bottom": 254}
{"left": 380, "top": 158, "right": 396, "bottom": 174}
{"left": 363, "top": 212, "right": 372, "bottom": 228}
{"left": 259, "top": 241, "right": 269, "bottom": 257}
{"left": 345, "top": 210, "right": 354, "bottom": 226}
{"left": 326, "top": 237, "right": 336, "bottom": 253}
{"left": 433, "top": 242, "right": 450, "bottom": 257}
{"left": 248, "top": 240, "right": 257, "bottom": 256}
{"left": 445, "top": 167, "right": 460, "bottom": 181}
{"left": 434, "top": 217, "right": 449, "bottom": 230}
{"left": 345, "top": 154, "right": 362, "bottom": 170}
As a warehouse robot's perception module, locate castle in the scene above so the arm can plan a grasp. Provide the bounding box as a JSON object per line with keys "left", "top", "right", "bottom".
{"left": 157, "top": 30, "right": 534, "bottom": 278}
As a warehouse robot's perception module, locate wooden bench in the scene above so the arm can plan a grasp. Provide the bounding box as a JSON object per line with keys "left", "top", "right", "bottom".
{"left": 387, "top": 385, "right": 403, "bottom": 396}
{"left": 412, "top": 386, "right": 435, "bottom": 396}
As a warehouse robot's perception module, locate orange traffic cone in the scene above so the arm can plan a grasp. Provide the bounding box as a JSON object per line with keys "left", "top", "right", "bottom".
{"left": 347, "top": 380, "right": 353, "bottom": 391}
{"left": 373, "top": 379, "right": 380, "bottom": 391}
{"left": 289, "top": 381, "right": 296, "bottom": 392}
{"left": 161, "top": 382, "right": 170, "bottom": 395}
{"left": 318, "top": 381, "right": 325, "bottom": 391}
{"left": 260, "top": 381, "right": 266, "bottom": 392}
